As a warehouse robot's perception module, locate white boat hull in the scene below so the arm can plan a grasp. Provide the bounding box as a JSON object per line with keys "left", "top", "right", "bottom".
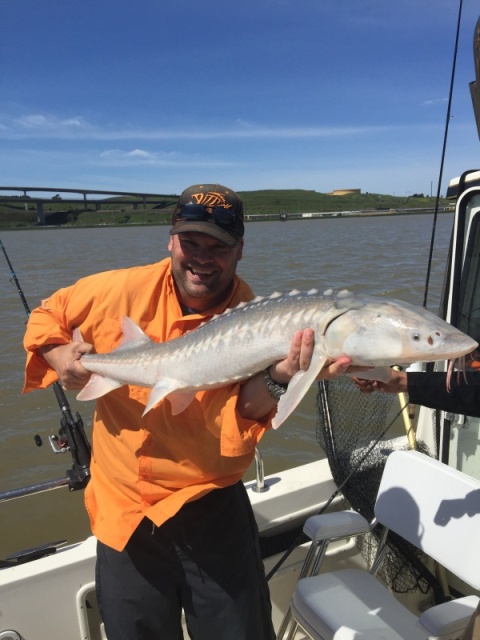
{"left": 0, "top": 459, "right": 360, "bottom": 640}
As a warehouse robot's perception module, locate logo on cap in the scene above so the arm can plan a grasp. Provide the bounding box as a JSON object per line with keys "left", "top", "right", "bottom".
{"left": 188, "top": 191, "right": 233, "bottom": 210}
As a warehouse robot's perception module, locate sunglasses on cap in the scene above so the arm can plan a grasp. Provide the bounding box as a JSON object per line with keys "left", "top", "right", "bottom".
{"left": 176, "top": 203, "right": 237, "bottom": 226}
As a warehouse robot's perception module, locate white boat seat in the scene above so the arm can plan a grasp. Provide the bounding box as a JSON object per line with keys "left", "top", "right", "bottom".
{"left": 303, "top": 510, "right": 370, "bottom": 542}
{"left": 275, "top": 510, "right": 371, "bottom": 639}
{"left": 291, "top": 571, "right": 479, "bottom": 640}
{"left": 416, "top": 595, "right": 480, "bottom": 639}
{"left": 292, "top": 568, "right": 425, "bottom": 639}
{"left": 286, "top": 450, "right": 480, "bottom": 640}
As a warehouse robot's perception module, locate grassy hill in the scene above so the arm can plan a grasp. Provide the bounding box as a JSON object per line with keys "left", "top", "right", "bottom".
{"left": 240, "top": 189, "right": 444, "bottom": 215}
{"left": 0, "top": 189, "right": 450, "bottom": 229}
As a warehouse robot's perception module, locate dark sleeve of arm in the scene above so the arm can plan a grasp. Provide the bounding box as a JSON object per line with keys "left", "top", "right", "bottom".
{"left": 407, "top": 371, "right": 480, "bottom": 418}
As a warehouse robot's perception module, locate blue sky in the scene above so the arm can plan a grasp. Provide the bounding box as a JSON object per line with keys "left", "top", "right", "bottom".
{"left": 1, "top": 0, "right": 479, "bottom": 197}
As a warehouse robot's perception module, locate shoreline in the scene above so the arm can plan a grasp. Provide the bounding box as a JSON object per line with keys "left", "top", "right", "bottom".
{"left": 0, "top": 208, "right": 453, "bottom": 232}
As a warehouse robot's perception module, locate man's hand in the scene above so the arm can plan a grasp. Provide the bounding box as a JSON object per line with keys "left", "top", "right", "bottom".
{"left": 353, "top": 369, "right": 408, "bottom": 395}
{"left": 238, "top": 328, "right": 359, "bottom": 420}
{"left": 268, "top": 328, "right": 364, "bottom": 383}
{"left": 38, "top": 341, "right": 94, "bottom": 390}
{"left": 267, "top": 329, "right": 317, "bottom": 384}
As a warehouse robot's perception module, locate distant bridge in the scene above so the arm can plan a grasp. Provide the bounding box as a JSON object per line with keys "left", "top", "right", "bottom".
{"left": 0, "top": 186, "right": 178, "bottom": 224}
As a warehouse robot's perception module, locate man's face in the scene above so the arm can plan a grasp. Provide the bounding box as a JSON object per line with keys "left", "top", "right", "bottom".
{"left": 168, "top": 232, "right": 244, "bottom": 312}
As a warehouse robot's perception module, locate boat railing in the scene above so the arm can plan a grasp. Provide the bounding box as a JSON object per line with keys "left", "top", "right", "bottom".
{"left": 0, "top": 476, "right": 71, "bottom": 503}
{"left": 252, "top": 447, "right": 268, "bottom": 493}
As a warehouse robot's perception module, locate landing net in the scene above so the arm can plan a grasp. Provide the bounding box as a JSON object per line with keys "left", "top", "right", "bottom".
{"left": 316, "top": 377, "right": 442, "bottom": 599}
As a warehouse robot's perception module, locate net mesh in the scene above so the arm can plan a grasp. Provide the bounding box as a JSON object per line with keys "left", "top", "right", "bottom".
{"left": 316, "top": 376, "right": 442, "bottom": 598}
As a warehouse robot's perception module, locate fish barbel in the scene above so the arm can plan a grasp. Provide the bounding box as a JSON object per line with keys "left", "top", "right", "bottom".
{"left": 76, "top": 288, "right": 478, "bottom": 429}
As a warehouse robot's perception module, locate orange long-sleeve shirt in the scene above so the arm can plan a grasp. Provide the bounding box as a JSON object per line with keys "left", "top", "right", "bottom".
{"left": 23, "top": 258, "right": 272, "bottom": 551}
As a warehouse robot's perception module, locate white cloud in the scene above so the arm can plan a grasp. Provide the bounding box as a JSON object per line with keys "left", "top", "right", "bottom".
{"left": 96, "top": 148, "right": 235, "bottom": 168}
{"left": 13, "top": 113, "right": 89, "bottom": 131}
{"left": 1, "top": 112, "right": 391, "bottom": 141}
{"left": 422, "top": 98, "right": 448, "bottom": 107}
{"left": 100, "top": 148, "right": 156, "bottom": 162}
{"left": 126, "top": 148, "right": 155, "bottom": 158}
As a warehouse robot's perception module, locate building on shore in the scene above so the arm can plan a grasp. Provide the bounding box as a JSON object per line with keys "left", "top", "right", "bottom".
{"left": 327, "top": 189, "right": 361, "bottom": 196}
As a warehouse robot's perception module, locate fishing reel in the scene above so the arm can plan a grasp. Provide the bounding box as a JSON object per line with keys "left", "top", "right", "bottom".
{"left": 33, "top": 388, "right": 91, "bottom": 491}
{"left": 35, "top": 432, "right": 70, "bottom": 455}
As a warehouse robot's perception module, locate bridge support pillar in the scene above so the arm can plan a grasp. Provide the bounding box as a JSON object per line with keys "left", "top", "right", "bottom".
{"left": 36, "top": 202, "right": 45, "bottom": 225}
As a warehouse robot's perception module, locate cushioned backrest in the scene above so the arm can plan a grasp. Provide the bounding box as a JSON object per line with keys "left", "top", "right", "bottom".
{"left": 375, "top": 450, "right": 480, "bottom": 589}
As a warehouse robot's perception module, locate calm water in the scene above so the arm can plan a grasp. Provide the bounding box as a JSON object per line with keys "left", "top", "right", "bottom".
{"left": 0, "top": 213, "right": 453, "bottom": 556}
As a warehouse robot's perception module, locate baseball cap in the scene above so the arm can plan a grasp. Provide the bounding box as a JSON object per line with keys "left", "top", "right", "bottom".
{"left": 170, "top": 184, "right": 245, "bottom": 247}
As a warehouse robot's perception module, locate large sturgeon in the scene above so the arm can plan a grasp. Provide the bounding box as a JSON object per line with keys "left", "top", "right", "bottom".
{"left": 76, "top": 289, "right": 478, "bottom": 429}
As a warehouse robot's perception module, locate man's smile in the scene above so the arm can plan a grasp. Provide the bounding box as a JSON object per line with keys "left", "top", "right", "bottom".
{"left": 189, "top": 266, "right": 215, "bottom": 279}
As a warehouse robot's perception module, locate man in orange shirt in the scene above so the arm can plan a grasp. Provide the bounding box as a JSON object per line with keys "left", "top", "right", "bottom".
{"left": 24, "top": 184, "right": 351, "bottom": 640}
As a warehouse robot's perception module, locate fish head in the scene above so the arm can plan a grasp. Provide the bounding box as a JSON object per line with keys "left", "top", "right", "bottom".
{"left": 323, "top": 295, "right": 478, "bottom": 366}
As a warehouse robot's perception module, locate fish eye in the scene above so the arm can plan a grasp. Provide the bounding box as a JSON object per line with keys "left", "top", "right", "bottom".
{"left": 413, "top": 333, "right": 420, "bottom": 342}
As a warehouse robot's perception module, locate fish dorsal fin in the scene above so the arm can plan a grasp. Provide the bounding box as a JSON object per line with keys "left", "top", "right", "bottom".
{"left": 73, "top": 318, "right": 149, "bottom": 350}
{"left": 101, "top": 317, "right": 152, "bottom": 354}
{"left": 119, "top": 316, "right": 150, "bottom": 346}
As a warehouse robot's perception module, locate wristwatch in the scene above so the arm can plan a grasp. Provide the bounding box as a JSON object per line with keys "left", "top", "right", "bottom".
{"left": 263, "top": 367, "right": 289, "bottom": 400}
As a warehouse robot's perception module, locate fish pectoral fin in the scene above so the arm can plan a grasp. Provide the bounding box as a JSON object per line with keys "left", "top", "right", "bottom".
{"left": 346, "top": 365, "right": 392, "bottom": 383}
{"left": 76, "top": 374, "right": 124, "bottom": 401}
{"left": 272, "top": 353, "right": 328, "bottom": 430}
{"left": 142, "top": 382, "right": 195, "bottom": 416}
{"left": 167, "top": 390, "right": 197, "bottom": 416}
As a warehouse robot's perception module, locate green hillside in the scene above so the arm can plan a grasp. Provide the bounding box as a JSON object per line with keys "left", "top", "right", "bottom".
{"left": 240, "top": 189, "right": 444, "bottom": 215}
{"left": 0, "top": 189, "right": 450, "bottom": 229}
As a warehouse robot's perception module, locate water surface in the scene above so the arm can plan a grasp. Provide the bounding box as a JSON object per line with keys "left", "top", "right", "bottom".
{"left": 0, "top": 214, "right": 454, "bottom": 555}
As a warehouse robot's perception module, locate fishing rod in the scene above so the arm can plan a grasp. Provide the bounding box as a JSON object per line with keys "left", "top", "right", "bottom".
{"left": 423, "top": 0, "right": 464, "bottom": 310}
{"left": 0, "top": 237, "right": 91, "bottom": 497}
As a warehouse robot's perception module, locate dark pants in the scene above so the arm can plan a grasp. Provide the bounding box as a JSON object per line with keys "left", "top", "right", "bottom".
{"left": 95, "top": 482, "right": 275, "bottom": 640}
